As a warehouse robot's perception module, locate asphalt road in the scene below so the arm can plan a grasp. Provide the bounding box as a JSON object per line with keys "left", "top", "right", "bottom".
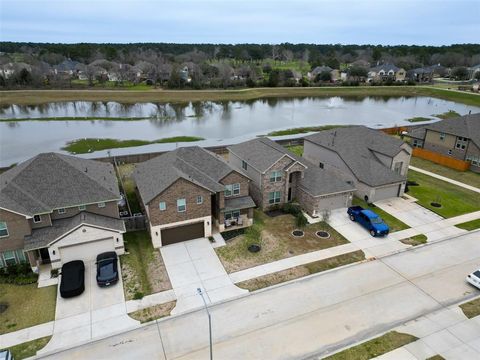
{"left": 38, "top": 232, "right": 480, "bottom": 360}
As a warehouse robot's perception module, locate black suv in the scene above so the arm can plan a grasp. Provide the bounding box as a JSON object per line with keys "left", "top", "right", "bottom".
{"left": 96, "top": 252, "right": 119, "bottom": 287}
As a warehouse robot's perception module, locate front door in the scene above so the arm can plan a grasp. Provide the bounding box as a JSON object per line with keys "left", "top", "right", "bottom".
{"left": 39, "top": 248, "right": 51, "bottom": 264}
{"left": 288, "top": 187, "right": 292, "bottom": 202}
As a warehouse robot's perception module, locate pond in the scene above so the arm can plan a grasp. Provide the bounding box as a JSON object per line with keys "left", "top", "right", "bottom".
{"left": 0, "top": 96, "right": 479, "bottom": 167}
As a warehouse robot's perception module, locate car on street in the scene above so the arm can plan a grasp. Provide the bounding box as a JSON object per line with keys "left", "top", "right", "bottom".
{"left": 466, "top": 269, "right": 480, "bottom": 290}
{"left": 347, "top": 206, "right": 389, "bottom": 237}
{"left": 0, "top": 349, "right": 14, "bottom": 360}
{"left": 96, "top": 252, "right": 119, "bottom": 287}
{"left": 60, "top": 260, "right": 85, "bottom": 298}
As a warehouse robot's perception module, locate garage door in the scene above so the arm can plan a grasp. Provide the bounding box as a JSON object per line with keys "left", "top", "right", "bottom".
{"left": 316, "top": 193, "right": 350, "bottom": 211}
{"left": 60, "top": 238, "right": 115, "bottom": 264}
{"left": 374, "top": 184, "right": 401, "bottom": 202}
{"left": 162, "top": 222, "right": 205, "bottom": 246}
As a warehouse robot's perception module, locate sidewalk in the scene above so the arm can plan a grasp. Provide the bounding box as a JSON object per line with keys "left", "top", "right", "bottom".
{"left": 409, "top": 165, "right": 480, "bottom": 194}
{"left": 0, "top": 321, "right": 54, "bottom": 349}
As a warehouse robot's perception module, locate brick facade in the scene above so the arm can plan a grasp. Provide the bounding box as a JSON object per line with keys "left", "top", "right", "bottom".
{"left": 0, "top": 209, "right": 31, "bottom": 252}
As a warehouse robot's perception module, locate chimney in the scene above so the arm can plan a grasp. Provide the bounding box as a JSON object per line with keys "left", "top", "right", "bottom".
{"left": 85, "top": 167, "right": 88, "bottom": 173}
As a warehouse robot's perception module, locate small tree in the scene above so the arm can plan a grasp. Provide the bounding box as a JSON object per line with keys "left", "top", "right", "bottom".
{"left": 451, "top": 67, "right": 468, "bottom": 80}
{"left": 315, "top": 71, "right": 332, "bottom": 82}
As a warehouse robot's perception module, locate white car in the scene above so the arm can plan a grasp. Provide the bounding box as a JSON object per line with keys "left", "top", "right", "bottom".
{"left": 466, "top": 269, "right": 480, "bottom": 290}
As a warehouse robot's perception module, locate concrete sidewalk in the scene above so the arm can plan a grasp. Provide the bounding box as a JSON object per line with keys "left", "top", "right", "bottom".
{"left": 0, "top": 321, "right": 54, "bottom": 349}
{"left": 409, "top": 165, "right": 480, "bottom": 194}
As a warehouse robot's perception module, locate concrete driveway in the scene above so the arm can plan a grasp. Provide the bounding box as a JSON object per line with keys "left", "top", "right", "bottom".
{"left": 38, "top": 259, "right": 138, "bottom": 355}
{"left": 160, "top": 238, "right": 247, "bottom": 314}
{"left": 375, "top": 197, "right": 443, "bottom": 227}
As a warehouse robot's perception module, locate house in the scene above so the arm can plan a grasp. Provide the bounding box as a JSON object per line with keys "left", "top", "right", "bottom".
{"left": 405, "top": 113, "right": 480, "bottom": 172}
{"left": 134, "top": 147, "right": 255, "bottom": 247}
{"left": 368, "top": 64, "right": 406, "bottom": 82}
{"left": 0, "top": 153, "right": 125, "bottom": 270}
{"left": 227, "top": 138, "right": 355, "bottom": 216}
{"left": 407, "top": 67, "right": 434, "bottom": 82}
{"left": 304, "top": 126, "right": 411, "bottom": 203}
{"left": 54, "top": 59, "right": 81, "bottom": 76}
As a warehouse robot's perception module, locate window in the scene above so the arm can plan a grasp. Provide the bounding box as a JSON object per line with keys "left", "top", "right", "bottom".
{"left": 440, "top": 133, "right": 445, "bottom": 141}
{"left": 3, "top": 250, "right": 16, "bottom": 266}
{"left": 224, "top": 185, "right": 232, "bottom": 197}
{"left": 319, "top": 162, "right": 324, "bottom": 169}
{"left": 225, "top": 210, "right": 240, "bottom": 220}
{"left": 233, "top": 183, "right": 240, "bottom": 195}
{"left": 394, "top": 162, "right": 403, "bottom": 175}
{"left": 448, "top": 149, "right": 452, "bottom": 155}
{"left": 268, "top": 191, "right": 281, "bottom": 204}
{"left": 78, "top": 205, "right": 86, "bottom": 211}
{"left": 177, "top": 199, "right": 186, "bottom": 212}
{"left": 197, "top": 195, "right": 203, "bottom": 204}
{"left": 57, "top": 208, "right": 66, "bottom": 214}
{"left": 242, "top": 160, "right": 248, "bottom": 170}
{"left": 98, "top": 202, "right": 106, "bottom": 208}
{"left": 0, "top": 222, "right": 8, "bottom": 237}
{"left": 16, "top": 250, "right": 26, "bottom": 262}
{"left": 466, "top": 155, "right": 480, "bottom": 167}
{"left": 270, "top": 171, "right": 282, "bottom": 182}
{"left": 33, "top": 215, "right": 41, "bottom": 223}
{"left": 412, "top": 139, "right": 423, "bottom": 148}
{"left": 159, "top": 201, "right": 166, "bottom": 211}
{"left": 455, "top": 136, "right": 468, "bottom": 150}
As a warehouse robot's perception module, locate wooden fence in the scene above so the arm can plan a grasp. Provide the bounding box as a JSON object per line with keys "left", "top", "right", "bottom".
{"left": 412, "top": 147, "right": 470, "bottom": 171}
{"left": 123, "top": 215, "right": 147, "bottom": 232}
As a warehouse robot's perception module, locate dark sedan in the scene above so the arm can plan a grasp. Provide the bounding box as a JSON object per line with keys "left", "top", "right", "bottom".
{"left": 96, "top": 252, "right": 119, "bottom": 287}
{"left": 60, "top": 260, "right": 85, "bottom": 298}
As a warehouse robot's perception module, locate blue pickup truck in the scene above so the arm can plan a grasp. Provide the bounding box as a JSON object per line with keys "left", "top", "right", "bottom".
{"left": 347, "top": 206, "right": 389, "bottom": 237}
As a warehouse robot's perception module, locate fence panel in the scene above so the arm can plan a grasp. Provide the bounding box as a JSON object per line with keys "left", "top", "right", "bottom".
{"left": 123, "top": 215, "right": 147, "bottom": 232}
{"left": 412, "top": 147, "right": 470, "bottom": 171}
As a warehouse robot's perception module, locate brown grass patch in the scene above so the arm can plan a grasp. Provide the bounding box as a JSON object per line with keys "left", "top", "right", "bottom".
{"left": 129, "top": 300, "right": 176, "bottom": 323}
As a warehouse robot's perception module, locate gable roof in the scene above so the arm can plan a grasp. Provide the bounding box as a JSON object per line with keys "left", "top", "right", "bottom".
{"left": 0, "top": 153, "right": 120, "bottom": 217}
{"left": 422, "top": 113, "right": 480, "bottom": 147}
{"left": 305, "top": 126, "right": 408, "bottom": 187}
{"left": 370, "top": 63, "right": 400, "bottom": 73}
{"left": 299, "top": 159, "right": 356, "bottom": 196}
{"left": 134, "top": 146, "right": 243, "bottom": 204}
{"left": 228, "top": 137, "right": 307, "bottom": 173}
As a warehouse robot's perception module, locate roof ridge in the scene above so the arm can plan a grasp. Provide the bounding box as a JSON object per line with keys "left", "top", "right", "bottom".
{"left": 9, "top": 181, "right": 49, "bottom": 214}
{"left": 175, "top": 154, "right": 222, "bottom": 187}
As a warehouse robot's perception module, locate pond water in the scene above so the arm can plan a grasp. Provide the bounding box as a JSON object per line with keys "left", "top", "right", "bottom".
{"left": 1, "top": 96, "right": 479, "bottom": 167}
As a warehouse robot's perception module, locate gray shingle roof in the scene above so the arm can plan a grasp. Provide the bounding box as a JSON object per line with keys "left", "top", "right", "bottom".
{"left": 299, "top": 159, "right": 356, "bottom": 196}
{"left": 134, "top": 147, "right": 240, "bottom": 204}
{"left": 423, "top": 113, "right": 480, "bottom": 147}
{"left": 370, "top": 63, "right": 401, "bottom": 73}
{"left": 0, "top": 153, "right": 120, "bottom": 217}
{"left": 228, "top": 137, "right": 307, "bottom": 173}
{"left": 24, "top": 212, "right": 125, "bottom": 251}
{"left": 305, "top": 126, "right": 408, "bottom": 187}
{"left": 224, "top": 196, "right": 256, "bottom": 212}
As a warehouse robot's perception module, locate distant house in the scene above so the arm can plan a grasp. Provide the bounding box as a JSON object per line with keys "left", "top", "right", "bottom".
{"left": 311, "top": 66, "right": 340, "bottom": 81}
{"left": 0, "top": 62, "right": 31, "bottom": 79}
{"left": 304, "top": 126, "right": 411, "bottom": 203}
{"left": 407, "top": 67, "right": 433, "bottom": 82}
{"left": 368, "top": 64, "right": 406, "bottom": 82}
{"left": 54, "top": 59, "right": 81, "bottom": 76}
{"left": 405, "top": 113, "right": 480, "bottom": 173}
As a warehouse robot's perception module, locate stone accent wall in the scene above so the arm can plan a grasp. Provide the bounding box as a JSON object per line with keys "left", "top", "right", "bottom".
{"left": 0, "top": 209, "right": 31, "bottom": 252}
{"left": 147, "top": 178, "right": 212, "bottom": 227}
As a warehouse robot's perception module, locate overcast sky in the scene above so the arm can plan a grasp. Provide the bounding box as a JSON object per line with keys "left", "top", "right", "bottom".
{"left": 0, "top": 0, "right": 478, "bottom": 45}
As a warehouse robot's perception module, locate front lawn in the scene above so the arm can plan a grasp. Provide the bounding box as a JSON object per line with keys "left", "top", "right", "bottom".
{"left": 455, "top": 219, "right": 480, "bottom": 231}
{"left": 121, "top": 231, "right": 172, "bottom": 300}
{"left": 237, "top": 250, "right": 365, "bottom": 291}
{"left": 410, "top": 157, "right": 480, "bottom": 188}
{"left": 128, "top": 300, "right": 176, "bottom": 323}
{"left": 407, "top": 170, "right": 480, "bottom": 218}
{"left": 323, "top": 331, "right": 418, "bottom": 360}
{"left": 216, "top": 210, "right": 350, "bottom": 273}
{"left": 6, "top": 336, "right": 51, "bottom": 360}
{"left": 353, "top": 198, "right": 409, "bottom": 232}
{"left": 0, "top": 283, "right": 56, "bottom": 334}
{"left": 117, "top": 163, "right": 142, "bottom": 214}
{"left": 459, "top": 297, "right": 480, "bottom": 319}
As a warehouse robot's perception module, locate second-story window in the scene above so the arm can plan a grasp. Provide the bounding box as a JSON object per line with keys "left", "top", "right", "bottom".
{"left": 78, "top": 205, "right": 86, "bottom": 211}
{"left": 270, "top": 171, "right": 282, "bottom": 182}
{"left": 57, "top": 208, "right": 66, "bottom": 214}
{"left": 233, "top": 183, "right": 240, "bottom": 195}
{"left": 242, "top": 160, "right": 248, "bottom": 170}
{"left": 159, "top": 201, "right": 166, "bottom": 211}
{"left": 225, "top": 185, "right": 232, "bottom": 197}
{"left": 33, "top": 215, "right": 41, "bottom": 223}
{"left": 440, "top": 133, "right": 445, "bottom": 141}
{"left": 197, "top": 195, "right": 203, "bottom": 204}
{"left": 98, "top": 202, "right": 106, "bottom": 208}
{"left": 177, "top": 199, "right": 186, "bottom": 212}
{"left": 0, "top": 221, "right": 9, "bottom": 237}
{"left": 455, "top": 136, "right": 468, "bottom": 150}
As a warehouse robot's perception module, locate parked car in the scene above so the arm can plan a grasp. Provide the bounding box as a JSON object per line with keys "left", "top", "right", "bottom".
{"left": 466, "top": 269, "right": 480, "bottom": 290}
{"left": 96, "top": 252, "right": 119, "bottom": 287}
{"left": 347, "top": 206, "right": 389, "bottom": 237}
{"left": 60, "top": 260, "right": 85, "bottom": 298}
{"left": 0, "top": 349, "right": 14, "bottom": 360}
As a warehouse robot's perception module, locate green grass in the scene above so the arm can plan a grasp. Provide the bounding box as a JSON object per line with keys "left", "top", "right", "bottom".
{"left": 407, "top": 170, "right": 480, "bottom": 218}
{"left": 431, "top": 110, "right": 461, "bottom": 119}
{"left": 304, "top": 250, "right": 366, "bottom": 274}
{"left": 0, "top": 283, "right": 57, "bottom": 334}
{"left": 286, "top": 145, "right": 304, "bottom": 156}
{"left": 71, "top": 79, "right": 154, "bottom": 90}
{"left": 117, "top": 163, "right": 141, "bottom": 214}
{"left": 459, "top": 297, "right": 480, "bottom": 319}
{"left": 426, "top": 356, "right": 445, "bottom": 360}
{"left": 62, "top": 136, "right": 204, "bottom": 154}
{"left": 352, "top": 197, "right": 410, "bottom": 232}
{"left": 406, "top": 116, "right": 433, "bottom": 123}
{"left": 410, "top": 157, "right": 480, "bottom": 188}
{"left": 268, "top": 125, "right": 345, "bottom": 136}
{"left": 400, "top": 234, "right": 428, "bottom": 246}
{"left": 323, "top": 331, "right": 418, "bottom": 360}
{"left": 455, "top": 219, "right": 480, "bottom": 231}
{"left": 6, "top": 336, "right": 51, "bottom": 359}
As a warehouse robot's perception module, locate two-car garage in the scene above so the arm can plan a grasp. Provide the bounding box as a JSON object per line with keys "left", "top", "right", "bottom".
{"left": 161, "top": 222, "right": 205, "bottom": 246}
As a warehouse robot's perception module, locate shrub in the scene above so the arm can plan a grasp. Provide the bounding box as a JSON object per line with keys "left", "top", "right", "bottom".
{"left": 221, "top": 228, "right": 246, "bottom": 241}
{"left": 296, "top": 213, "right": 308, "bottom": 228}
{"left": 243, "top": 224, "right": 262, "bottom": 248}
{"left": 133, "top": 291, "right": 144, "bottom": 300}
{"left": 283, "top": 203, "right": 301, "bottom": 217}
{"left": 51, "top": 268, "right": 59, "bottom": 278}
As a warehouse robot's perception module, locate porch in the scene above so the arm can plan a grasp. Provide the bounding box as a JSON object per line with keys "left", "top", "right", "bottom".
{"left": 217, "top": 196, "right": 256, "bottom": 232}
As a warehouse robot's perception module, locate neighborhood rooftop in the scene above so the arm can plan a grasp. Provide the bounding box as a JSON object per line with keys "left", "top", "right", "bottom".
{"left": 0, "top": 153, "right": 120, "bottom": 217}
{"left": 134, "top": 146, "right": 241, "bottom": 204}
{"left": 305, "top": 126, "right": 407, "bottom": 187}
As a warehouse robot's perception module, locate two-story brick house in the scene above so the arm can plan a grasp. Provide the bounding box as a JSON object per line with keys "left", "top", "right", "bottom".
{"left": 0, "top": 153, "right": 125, "bottom": 270}
{"left": 405, "top": 113, "right": 480, "bottom": 173}
{"left": 228, "top": 138, "right": 355, "bottom": 216}
{"left": 134, "top": 147, "right": 255, "bottom": 247}
{"left": 304, "top": 126, "right": 411, "bottom": 203}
